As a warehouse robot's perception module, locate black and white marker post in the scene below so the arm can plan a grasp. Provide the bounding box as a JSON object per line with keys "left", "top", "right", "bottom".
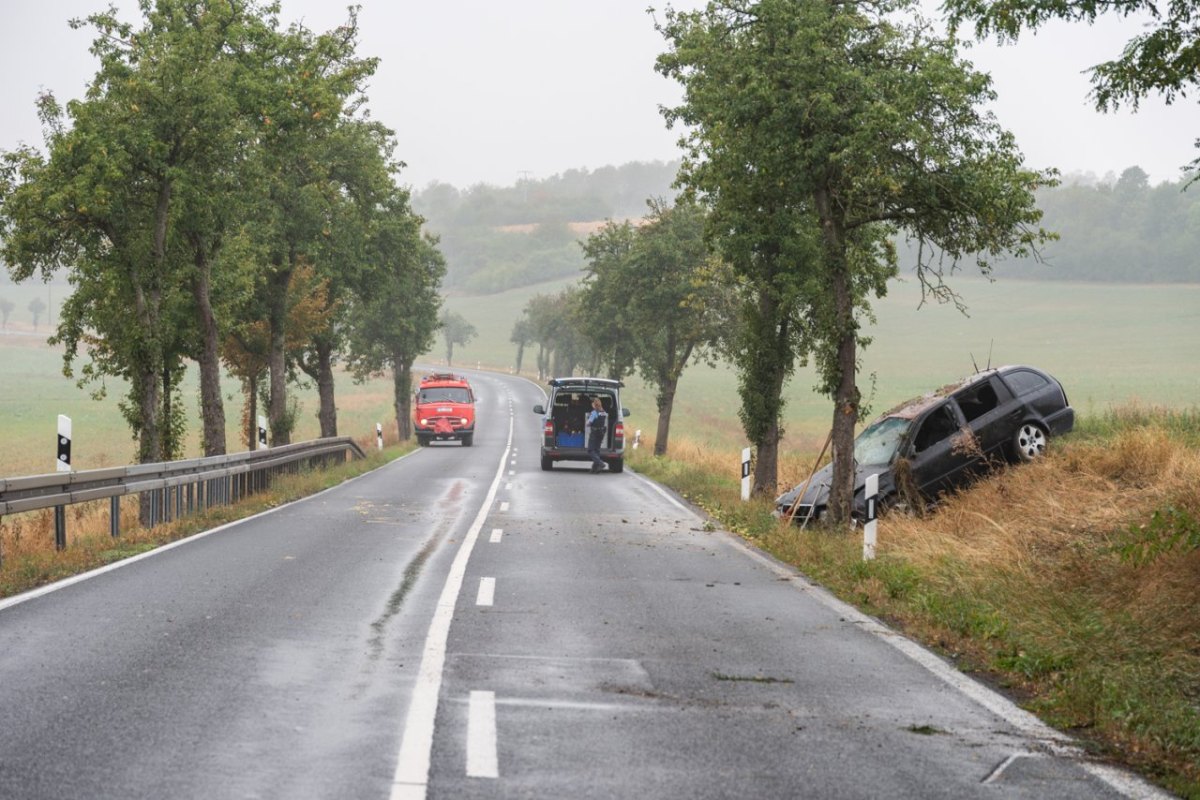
{"left": 257, "top": 415, "right": 268, "bottom": 449}
{"left": 376, "top": 422, "right": 383, "bottom": 451}
{"left": 55, "top": 414, "right": 71, "bottom": 550}
{"left": 741, "top": 447, "right": 752, "bottom": 502}
{"left": 863, "top": 473, "right": 879, "bottom": 560}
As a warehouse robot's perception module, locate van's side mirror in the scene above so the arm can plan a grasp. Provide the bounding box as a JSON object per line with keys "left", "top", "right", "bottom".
{"left": 533, "top": 404, "right": 545, "bottom": 415}
{"left": 622, "top": 408, "right": 631, "bottom": 418}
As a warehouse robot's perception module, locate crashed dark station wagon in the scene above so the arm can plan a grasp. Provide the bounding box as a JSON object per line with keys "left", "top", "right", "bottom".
{"left": 776, "top": 365, "right": 1075, "bottom": 523}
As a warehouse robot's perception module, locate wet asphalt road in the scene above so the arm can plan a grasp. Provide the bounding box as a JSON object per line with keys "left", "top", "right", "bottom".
{"left": 0, "top": 370, "right": 1168, "bottom": 799}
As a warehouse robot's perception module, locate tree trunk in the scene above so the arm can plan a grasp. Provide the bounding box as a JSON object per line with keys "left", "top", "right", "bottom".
{"left": 828, "top": 321, "right": 859, "bottom": 526}
{"left": 192, "top": 252, "right": 226, "bottom": 456}
{"left": 514, "top": 341, "right": 525, "bottom": 373}
{"left": 815, "top": 186, "right": 859, "bottom": 526}
{"left": 742, "top": 285, "right": 791, "bottom": 497}
{"left": 244, "top": 373, "right": 258, "bottom": 450}
{"left": 653, "top": 374, "right": 679, "bottom": 456}
{"left": 135, "top": 365, "right": 162, "bottom": 526}
{"left": 392, "top": 352, "right": 413, "bottom": 439}
{"left": 315, "top": 339, "right": 338, "bottom": 438}
{"left": 266, "top": 262, "right": 291, "bottom": 446}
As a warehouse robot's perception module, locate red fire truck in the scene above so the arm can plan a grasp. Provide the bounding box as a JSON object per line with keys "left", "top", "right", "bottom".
{"left": 413, "top": 373, "right": 476, "bottom": 446}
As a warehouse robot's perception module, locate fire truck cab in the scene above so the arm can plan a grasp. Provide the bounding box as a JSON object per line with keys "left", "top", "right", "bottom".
{"left": 413, "top": 373, "right": 476, "bottom": 446}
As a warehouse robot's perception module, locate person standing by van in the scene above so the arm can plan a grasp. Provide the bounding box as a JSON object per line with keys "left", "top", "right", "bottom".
{"left": 586, "top": 397, "right": 608, "bottom": 472}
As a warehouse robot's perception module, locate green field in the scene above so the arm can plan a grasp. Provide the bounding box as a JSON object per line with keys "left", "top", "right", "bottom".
{"left": 445, "top": 275, "right": 1200, "bottom": 452}
{"left": 1, "top": 275, "right": 1197, "bottom": 476}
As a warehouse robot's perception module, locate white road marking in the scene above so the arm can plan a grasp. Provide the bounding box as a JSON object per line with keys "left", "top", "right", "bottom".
{"left": 0, "top": 448, "right": 423, "bottom": 615}
{"left": 505, "top": 482, "right": 512, "bottom": 491}
{"left": 719, "top": 531, "right": 1174, "bottom": 800}
{"left": 489, "top": 528, "right": 503, "bottom": 544}
{"left": 496, "top": 697, "right": 643, "bottom": 713}
{"left": 389, "top": 418, "right": 513, "bottom": 800}
{"left": 476, "top": 577, "right": 495, "bottom": 607}
{"left": 499, "top": 501, "right": 509, "bottom": 512}
{"left": 982, "top": 752, "right": 1036, "bottom": 785}
{"left": 466, "top": 691, "right": 499, "bottom": 779}
{"left": 631, "top": 471, "right": 692, "bottom": 514}
{"left": 508, "top": 469, "right": 515, "bottom": 476}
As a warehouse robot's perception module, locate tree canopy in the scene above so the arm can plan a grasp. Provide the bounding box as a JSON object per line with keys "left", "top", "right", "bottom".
{"left": 657, "top": 0, "right": 1053, "bottom": 517}
{"left": 0, "top": 0, "right": 444, "bottom": 473}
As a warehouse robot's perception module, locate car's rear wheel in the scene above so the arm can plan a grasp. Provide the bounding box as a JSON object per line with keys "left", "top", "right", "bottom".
{"left": 609, "top": 458, "right": 624, "bottom": 473}
{"left": 1012, "top": 423, "right": 1047, "bottom": 462}
{"left": 540, "top": 455, "right": 553, "bottom": 471}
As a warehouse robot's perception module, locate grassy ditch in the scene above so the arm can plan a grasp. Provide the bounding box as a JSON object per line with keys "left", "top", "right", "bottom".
{"left": 630, "top": 407, "right": 1200, "bottom": 799}
{"left": 0, "top": 445, "right": 410, "bottom": 600}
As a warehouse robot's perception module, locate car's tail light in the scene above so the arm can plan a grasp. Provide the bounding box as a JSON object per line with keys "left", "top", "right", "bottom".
{"left": 614, "top": 422, "right": 624, "bottom": 443}
{"left": 543, "top": 420, "right": 555, "bottom": 438}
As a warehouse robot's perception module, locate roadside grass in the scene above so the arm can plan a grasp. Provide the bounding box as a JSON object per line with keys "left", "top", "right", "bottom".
{"left": 630, "top": 409, "right": 1200, "bottom": 799}
{"left": 0, "top": 444, "right": 410, "bottom": 600}
{"left": 0, "top": 335, "right": 402, "bottom": 477}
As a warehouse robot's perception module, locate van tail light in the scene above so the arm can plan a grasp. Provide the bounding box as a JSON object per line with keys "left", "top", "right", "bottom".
{"left": 543, "top": 420, "right": 555, "bottom": 438}
{"left": 614, "top": 422, "right": 625, "bottom": 443}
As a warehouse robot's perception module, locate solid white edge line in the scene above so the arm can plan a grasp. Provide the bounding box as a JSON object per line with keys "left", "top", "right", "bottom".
{"left": 717, "top": 530, "right": 1174, "bottom": 800}
{"left": 466, "top": 690, "right": 499, "bottom": 779}
{"left": 476, "top": 577, "right": 495, "bottom": 607}
{"left": 618, "top": 432, "right": 1168, "bottom": 800}
{"left": 630, "top": 470, "right": 695, "bottom": 516}
{"left": 0, "top": 447, "right": 424, "bottom": 615}
{"left": 389, "top": 416, "right": 513, "bottom": 800}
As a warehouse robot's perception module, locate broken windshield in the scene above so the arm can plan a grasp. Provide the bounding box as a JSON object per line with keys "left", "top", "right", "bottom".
{"left": 854, "top": 416, "right": 910, "bottom": 465}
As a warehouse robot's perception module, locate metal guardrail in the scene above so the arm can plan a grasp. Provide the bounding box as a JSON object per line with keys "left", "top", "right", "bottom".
{"left": 0, "top": 437, "right": 368, "bottom": 554}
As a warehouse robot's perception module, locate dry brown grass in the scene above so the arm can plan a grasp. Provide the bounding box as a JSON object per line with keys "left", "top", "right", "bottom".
{"left": 0, "top": 444, "right": 405, "bottom": 597}
{"left": 637, "top": 417, "right": 1200, "bottom": 794}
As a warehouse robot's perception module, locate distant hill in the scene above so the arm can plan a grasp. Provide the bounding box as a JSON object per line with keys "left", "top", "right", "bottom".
{"left": 412, "top": 161, "right": 679, "bottom": 293}
{"left": 413, "top": 161, "right": 1200, "bottom": 296}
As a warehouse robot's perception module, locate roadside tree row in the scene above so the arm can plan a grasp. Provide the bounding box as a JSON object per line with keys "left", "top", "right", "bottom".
{"left": 0, "top": 0, "right": 444, "bottom": 473}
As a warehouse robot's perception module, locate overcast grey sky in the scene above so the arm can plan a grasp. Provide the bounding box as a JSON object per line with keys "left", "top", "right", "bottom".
{"left": 1, "top": 1, "right": 1197, "bottom": 190}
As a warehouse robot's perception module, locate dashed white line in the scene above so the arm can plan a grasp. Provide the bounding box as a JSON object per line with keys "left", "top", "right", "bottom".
{"left": 389, "top": 419, "right": 513, "bottom": 800}
{"left": 489, "top": 528, "right": 503, "bottom": 544}
{"left": 499, "top": 501, "right": 509, "bottom": 512}
{"left": 466, "top": 691, "right": 499, "bottom": 779}
{"left": 476, "top": 577, "right": 495, "bottom": 607}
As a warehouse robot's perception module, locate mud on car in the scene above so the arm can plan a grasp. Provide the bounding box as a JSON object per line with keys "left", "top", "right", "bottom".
{"left": 533, "top": 377, "right": 630, "bottom": 472}
{"left": 413, "top": 373, "right": 476, "bottom": 446}
{"left": 776, "top": 365, "right": 1075, "bottom": 523}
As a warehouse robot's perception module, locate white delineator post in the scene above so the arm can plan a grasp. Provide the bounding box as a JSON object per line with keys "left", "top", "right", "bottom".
{"left": 863, "top": 473, "right": 879, "bottom": 561}
{"left": 740, "top": 447, "right": 752, "bottom": 502}
{"left": 376, "top": 422, "right": 384, "bottom": 451}
{"left": 55, "top": 415, "right": 72, "bottom": 551}
{"left": 257, "top": 415, "right": 268, "bottom": 449}
{"left": 56, "top": 415, "right": 72, "bottom": 472}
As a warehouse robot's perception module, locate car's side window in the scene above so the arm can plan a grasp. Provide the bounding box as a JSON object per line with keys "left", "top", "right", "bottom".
{"left": 1005, "top": 370, "right": 1048, "bottom": 396}
{"left": 955, "top": 380, "right": 1001, "bottom": 423}
{"left": 913, "top": 404, "right": 959, "bottom": 452}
